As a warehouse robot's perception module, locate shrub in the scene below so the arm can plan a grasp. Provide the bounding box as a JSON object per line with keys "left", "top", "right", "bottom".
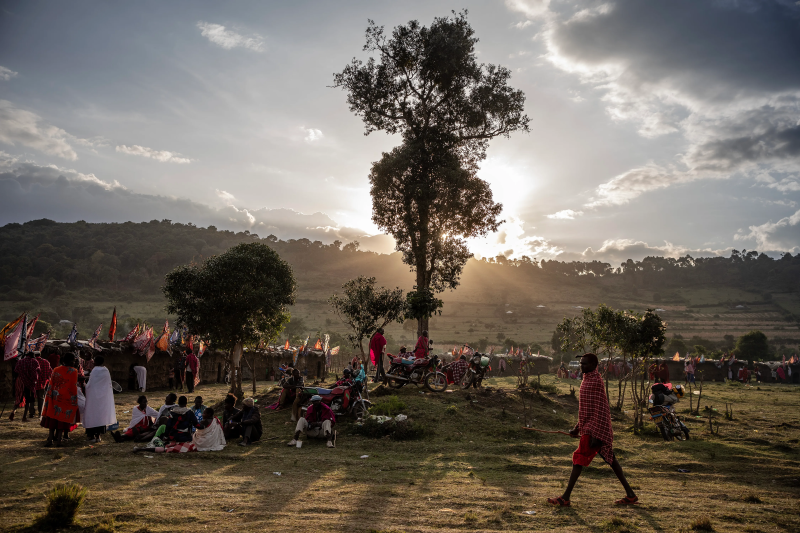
{"left": 37, "top": 482, "right": 88, "bottom": 529}
{"left": 370, "top": 395, "right": 407, "bottom": 416}
{"left": 690, "top": 517, "right": 714, "bottom": 531}
{"left": 353, "top": 417, "right": 427, "bottom": 440}
{"left": 445, "top": 405, "right": 458, "bottom": 415}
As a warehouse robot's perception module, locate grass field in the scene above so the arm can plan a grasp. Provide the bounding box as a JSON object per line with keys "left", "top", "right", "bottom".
{"left": 1, "top": 375, "right": 799, "bottom": 532}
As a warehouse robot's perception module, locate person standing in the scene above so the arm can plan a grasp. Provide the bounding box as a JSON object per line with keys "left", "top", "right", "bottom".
{"left": 34, "top": 351, "right": 53, "bottom": 416}
{"left": 369, "top": 328, "right": 388, "bottom": 384}
{"left": 174, "top": 353, "right": 186, "bottom": 392}
{"left": 83, "top": 355, "right": 117, "bottom": 443}
{"left": 11, "top": 352, "right": 40, "bottom": 422}
{"left": 685, "top": 359, "right": 695, "bottom": 385}
{"left": 40, "top": 352, "right": 80, "bottom": 446}
{"left": 547, "top": 353, "right": 637, "bottom": 507}
{"left": 413, "top": 330, "right": 430, "bottom": 360}
{"left": 185, "top": 349, "right": 199, "bottom": 393}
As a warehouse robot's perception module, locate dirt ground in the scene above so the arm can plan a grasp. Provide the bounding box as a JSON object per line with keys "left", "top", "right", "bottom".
{"left": 0, "top": 375, "right": 799, "bottom": 533}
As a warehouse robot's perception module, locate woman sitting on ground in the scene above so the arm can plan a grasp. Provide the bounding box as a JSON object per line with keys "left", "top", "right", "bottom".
{"left": 111, "top": 395, "right": 159, "bottom": 442}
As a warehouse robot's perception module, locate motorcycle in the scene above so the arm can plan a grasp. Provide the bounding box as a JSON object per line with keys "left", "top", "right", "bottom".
{"left": 385, "top": 354, "right": 448, "bottom": 392}
{"left": 648, "top": 383, "right": 690, "bottom": 441}
{"left": 461, "top": 352, "right": 490, "bottom": 389}
{"left": 299, "top": 381, "right": 371, "bottom": 418}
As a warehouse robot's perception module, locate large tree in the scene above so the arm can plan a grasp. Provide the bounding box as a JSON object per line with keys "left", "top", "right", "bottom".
{"left": 163, "top": 242, "right": 296, "bottom": 398}
{"left": 334, "top": 11, "right": 529, "bottom": 335}
{"left": 328, "top": 276, "right": 406, "bottom": 363}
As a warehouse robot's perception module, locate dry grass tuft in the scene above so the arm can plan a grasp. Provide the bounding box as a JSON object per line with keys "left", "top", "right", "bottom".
{"left": 35, "top": 482, "right": 88, "bottom": 529}
{"left": 690, "top": 517, "right": 715, "bottom": 531}
{"left": 743, "top": 492, "right": 762, "bottom": 503}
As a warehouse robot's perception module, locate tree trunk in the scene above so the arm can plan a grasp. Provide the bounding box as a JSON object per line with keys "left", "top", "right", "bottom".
{"left": 229, "top": 342, "right": 244, "bottom": 401}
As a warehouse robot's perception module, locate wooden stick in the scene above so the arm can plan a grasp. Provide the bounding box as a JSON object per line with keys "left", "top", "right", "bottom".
{"left": 522, "top": 427, "right": 572, "bottom": 436}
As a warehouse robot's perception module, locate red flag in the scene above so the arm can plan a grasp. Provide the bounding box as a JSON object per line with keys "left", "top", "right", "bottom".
{"left": 146, "top": 336, "right": 156, "bottom": 361}
{"left": 314, "top": 338, "right": 322, "bottom": 350}
{"left": 188, "top": 334, "right": 194, "bottom": 352}
{"left": 108, "top": 307, "right": 117, "bottom": 341}
{"left": 0, "top": 313, "right": 24, "bottom": 347}
{"left": 122, "top": 324, "right": 140, "bottom": 343}
{"left": 26, "top": 313, "right": 40, "bottom": 338}
{"left": 284, "top": 339, "right": 290, "bottom": 350}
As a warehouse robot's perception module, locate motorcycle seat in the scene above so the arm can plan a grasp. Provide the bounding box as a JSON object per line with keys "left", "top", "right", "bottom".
{"left": 314, "top": 388, "right": 333, "bottom": 395}
{"left": 400, "top": 359, "right": 415, "bottom": 366}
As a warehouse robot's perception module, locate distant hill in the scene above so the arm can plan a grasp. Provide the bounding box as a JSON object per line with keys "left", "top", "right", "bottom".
{"left": 1, "top": 219, "right": 798, "bottom": 353}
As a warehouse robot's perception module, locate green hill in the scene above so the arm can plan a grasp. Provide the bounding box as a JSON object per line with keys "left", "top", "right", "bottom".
{"left": 1, "top": 219, "right": 798, "bottom": 355}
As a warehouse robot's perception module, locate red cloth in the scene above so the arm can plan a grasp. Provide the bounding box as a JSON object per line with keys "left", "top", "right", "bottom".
{"left": 13, "top": 376, "right": 26, "bottom": 408}
{"left": 41, "top": 366, "right": 79, "bottom": 429}
{"left": 369, "top": 333, "right": 387, "bottom": 366}
{"left": 450, "top": 359, "right": 469, "bottom": 384}
{"left": 186, "top": 353, "right": 199, "bottom": 375}
{"left": 572, "top": 434, "right": 601, "bottom": 466}
{"left": 47, "top": 352, "right": 61, "bottom": 371}
{"left": 305, "top": 402, "right": 336, "bottom": 425}
{"left": 15, "top": 356, "right": 40, "bottom": 390}
{"left": 413, "top": 336, "right": 429, "bottom": 360}
{"left": 577, "top": 369, "right": 614, "bottom": 464}
{"left": 36, "top": 358, "right": 53, "bottom": 390}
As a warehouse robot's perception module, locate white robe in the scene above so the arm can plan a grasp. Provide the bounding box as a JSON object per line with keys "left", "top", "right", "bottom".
{"left": 192, "top": 418, "right": 226, "bottom": 451}
{"left": 133, "top": 366, "right": 147, "bottom": 391}
{"left": 125, "top": 405, "right": 159, "bottom": 431}
{"left": 83, "top": 366, "right": 117, "bottom": 429}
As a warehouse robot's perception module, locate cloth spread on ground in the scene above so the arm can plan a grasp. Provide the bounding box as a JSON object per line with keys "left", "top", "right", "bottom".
{"left": 369, "top": 333, "right": 387, "bottom": 366}
{"left": 125, "top": 404, "right": 159, "bottom": 432}
{"left": 193, "top": 418, "right": 226, "bottom": 451}
{"left": 83, "top": 366, "right": 117, "bottom": 429}
{"left": 40, "top": 365, "right": 79, "bottom": 430}
{"left": 577, "top": 369, "right": 614, "bottom": 465}
{"left": 133, "top": 366, "right": 147, "bottom": 391}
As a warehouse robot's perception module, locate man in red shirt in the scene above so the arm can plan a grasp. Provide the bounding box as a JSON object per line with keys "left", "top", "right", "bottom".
{"left": 34, "top": 351, "right": 52, "bottom": 416}
{"left": 547, "top": 353, "right": 638, "bottom": 507}
{"left": 369, "top": 328, "right": 387, "bottom": 384}
{"left": 288, "top": 395, "right": 336, "bottom": 448}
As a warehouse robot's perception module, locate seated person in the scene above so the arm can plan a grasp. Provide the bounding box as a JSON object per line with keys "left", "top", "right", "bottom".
{"left": 156, "top": 393, "right": 178, "bottom": 420}
{"left": 448, "top": 355, "right": 469, "bottom": 385}
{"left": 352, "top": 361, "right": 366, "bottom": 385}
{"left": 278, "top": 368, "right": 305, "bottom": 421}
{"left": 192, "top": 407, "right": 226, "bottom": 451}
{"left": 226, "top": 397, "right": 262, "bottom": 446}
{"left": 333, "top": 368, "right": 354, "bottom": 387}
{"left": 221, "top": 393, "right": 241, "bottom": 438}
{"left": 190, "top": 395, "right": 206, "bottom": 433}
{"left": 288, "top": 395, "right": 336, "bottom": 449}
{"left": 162, "top": 395, "right": 199, "bottom": 443}
{"left": 112, "top": 395, "right": 159, "bottom": 442}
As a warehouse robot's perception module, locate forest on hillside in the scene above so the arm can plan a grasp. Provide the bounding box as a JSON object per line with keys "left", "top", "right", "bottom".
{"left": 1, "top": 219, "right": 799, "bottom": 341}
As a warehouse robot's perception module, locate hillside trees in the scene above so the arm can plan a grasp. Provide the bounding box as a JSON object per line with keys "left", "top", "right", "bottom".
{"left": 163, "top": 242, "right": 296, "bottom": 399}
{"left": 334, "top": 11, "right": 529, "bottom": 335}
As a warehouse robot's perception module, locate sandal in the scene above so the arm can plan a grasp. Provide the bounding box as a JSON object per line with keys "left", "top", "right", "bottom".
{"left": 614, "top": 496, "right": 639, "bottom": 505}
{"left": 547, "top": 497, "right": 571, "bottom": 507}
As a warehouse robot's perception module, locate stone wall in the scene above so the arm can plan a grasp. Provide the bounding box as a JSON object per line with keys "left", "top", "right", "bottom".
{"left": 0, "top": 341, "right": 327, "bottom": 400}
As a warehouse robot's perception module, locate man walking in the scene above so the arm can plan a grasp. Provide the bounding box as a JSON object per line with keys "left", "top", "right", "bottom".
{"left": 547, "top": 353, "right": 638, "bottom": 506}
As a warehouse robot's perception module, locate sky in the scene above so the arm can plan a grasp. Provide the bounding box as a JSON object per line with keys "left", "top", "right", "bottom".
{"left": 1, "top": 0, "right": 799, "bottom": 265}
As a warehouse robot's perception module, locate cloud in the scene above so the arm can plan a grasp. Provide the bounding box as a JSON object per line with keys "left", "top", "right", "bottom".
{"left": 509, "top": 0, "right": 800, "bottom": 208}
{"left": 0, "top": 100, "right": 77, "bottom": 160}
{"left": 546, "top": 209, "right": 583, "bottom": 219}
{"left": 116, "top": 144, "right": 192, "bottom": 164}
{"left": 572, "top": 239, "right": 730, "bottom": 265}
{"left": 303, "top": 128, "right": 324, "bottom": 142}
{"left": 216, "top": 189, "right": 236, "bottom": 202}
{"left": 197, "top": 22, "right": 264, "bottom": 52}
{"left": 0, "top": 155, "right": 391, "bottom": 251}
{"left": 468, "top": 217, "right": 563, "bottom": 260}
{"left": 734, "top": 209, "right": 800, "bottom": 252}
{"left": 0, "top": 66, "right": 18, "bottom": 81}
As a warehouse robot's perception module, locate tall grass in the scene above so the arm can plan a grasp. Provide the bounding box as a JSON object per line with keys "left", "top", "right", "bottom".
{"left": 37, "top": 482, "right": 88, "bottom": 529}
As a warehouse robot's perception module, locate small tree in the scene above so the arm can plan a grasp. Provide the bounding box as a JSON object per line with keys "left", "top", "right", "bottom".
{"left": 329, "top": 276, "right": 406, "bottom": 364}
{"left": 735, "top": 330, "right": 770, "bottom": 361}
{"left": 163, "top": 242, "right": 296, "bottom": 399}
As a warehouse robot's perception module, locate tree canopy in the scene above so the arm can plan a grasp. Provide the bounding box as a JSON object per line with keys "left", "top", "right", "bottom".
{"left": 328, "top": 276, "right": 406, "bottom": 360}
{"left": 163, "top": 242, "right": 296, "bottom": 352}
{"left": 334, "top": 11, "right": 529, "bottom": 334}
{"left": 735, "top": 330, "right": 770, "bottom": 361}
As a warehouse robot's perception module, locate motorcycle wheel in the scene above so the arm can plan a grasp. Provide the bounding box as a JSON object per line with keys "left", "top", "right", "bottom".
{"left": 352, "top": 400, "right": 369, "bottom": 419}
{"left": 461, "top": 372, "right": 474, "bottom": 390}
{"left": 659, "top": 425, "right": 672, "bottom": 442}
{"left": 424, "top": 372, "right": 448, "bottom": 392}
{"left": 387, "top": 378, "right": 405, "bottom": 389}
{"left": 680, "top": 421, "right": 690, "bottom": 440}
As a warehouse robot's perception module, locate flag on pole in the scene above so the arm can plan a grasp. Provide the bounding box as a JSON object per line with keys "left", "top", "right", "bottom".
{"left": 330, "top": 346, "right": 340, "bottom": 356}
{"left": 88, "top": 323, "right": 103, "bottom": 350}
{"left": 169, "top": 328, "right": 179, "bottom": 345}
{"left": 323, "top": 334, "right": 330, "bottom": 354}
{"left": 326, "top": 347, "right": 332, "bottom": 368}
{"left": 26, "top": 313, "right": 40, "bottom": 339}
{"left": 146, "top": 336, "right": 156, "bottom": 361}
{"left": 292, "top": 347, "right": 299, "bottom": 366}
{"left": 4, "top": 313, "right": 26, "bottom": 361}
{"left": 28, "top": 331, "right": 49, "bottom": 353}
{"left": 67, "top": 323, "right": 78, "bottom": 345}
{"left": 284, "top": 339, "right": 290, "bottom": 350}
{"left": 108, "top": 307, "right": 117, "bottom": 341}
{"left": 673, "top": 351, "right": 680, "bottom": 361}
{"left": 122, "top": 324, "right": 140, "bottom": 343}
{"left": 314, "top": 338, "right": 322, "bottom": 350}
{"left": 198, "top": 340, "right": 206, "bottom": 356}
{"left": 0, "top": 313, "right": 24, "bottom": 349}
{"left": 133, "top": 327, "right": 151, "bottom": 355}
{"left": 155, "top": 328, "right": 170, "bottom": 352}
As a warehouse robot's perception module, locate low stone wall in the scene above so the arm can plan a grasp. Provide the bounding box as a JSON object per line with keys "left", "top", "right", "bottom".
{"left": 0, "top": 341, "right": 327, "bottom": 400}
